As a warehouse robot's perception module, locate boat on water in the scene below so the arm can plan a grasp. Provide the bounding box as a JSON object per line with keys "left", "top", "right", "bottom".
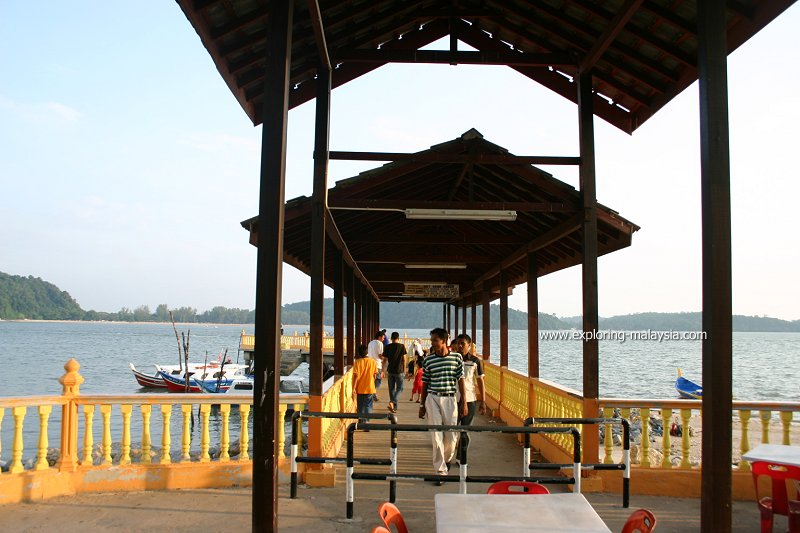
{"left": 675, "top": 368, "right": 703, "bottom": 399}
{"left": 195, "top": 370, "right": 310, "bottom": 395}
{"left": 158, "top": 364, "right": 250, "bottom": 393}
{"left": 129, "top": 361, "right": 239, "bottom": 389}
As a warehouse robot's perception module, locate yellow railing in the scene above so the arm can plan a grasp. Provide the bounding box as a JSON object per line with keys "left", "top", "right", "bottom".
{"left": 319, "top": 367, "right": 356, "bottom": 457}
{"left": 0, "top": 359, "right": 309, "bottom": 504}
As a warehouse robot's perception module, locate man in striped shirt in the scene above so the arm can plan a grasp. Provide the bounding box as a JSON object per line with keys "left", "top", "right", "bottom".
{"left": 418, "top": 327, "right": 467, "bottom": 483}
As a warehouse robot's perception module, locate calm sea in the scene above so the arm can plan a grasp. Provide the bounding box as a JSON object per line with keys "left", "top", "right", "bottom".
{"left": 1, "top": 321, "right": 797, "bottom": 401}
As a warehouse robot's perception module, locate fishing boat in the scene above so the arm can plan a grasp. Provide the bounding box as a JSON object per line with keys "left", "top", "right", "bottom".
{"left": 195, "top": 374, "right": 310, "bottom": 395}
{"left": 675, "top": 368, "right": 703, "bottom": 399}
{"left": 158, "top": 364, "right": 250, "bottom": 393}
{"left": 129, "top": 362, "right": 232, "bottom": 389}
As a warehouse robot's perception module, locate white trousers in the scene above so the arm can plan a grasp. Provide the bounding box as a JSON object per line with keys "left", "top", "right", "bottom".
{"left": 425, "top": 394, "right": 458, "bottom": 474}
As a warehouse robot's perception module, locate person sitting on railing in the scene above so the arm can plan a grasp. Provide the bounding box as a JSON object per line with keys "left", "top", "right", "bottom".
{"left": 352, "top": 344, "right": 377, "bottom": 425}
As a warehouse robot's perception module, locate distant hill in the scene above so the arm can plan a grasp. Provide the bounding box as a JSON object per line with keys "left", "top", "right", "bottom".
{"left": 559, "top": 312, "right": 800, "bottom": 332}
{"left": 0, "top": 272, "right": 84, "bottom": 320}
{"left": 283, "top": 299, "right": 569, "bottom": 330}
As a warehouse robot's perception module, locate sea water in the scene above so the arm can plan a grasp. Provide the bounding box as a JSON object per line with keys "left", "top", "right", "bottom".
{"left": 0, "top": 321, "right": 797, "bottom": 462}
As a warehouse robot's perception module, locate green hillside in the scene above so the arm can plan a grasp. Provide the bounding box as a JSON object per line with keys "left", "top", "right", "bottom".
{"left": 0, "top": 272, "right": 84, "bottom": 320}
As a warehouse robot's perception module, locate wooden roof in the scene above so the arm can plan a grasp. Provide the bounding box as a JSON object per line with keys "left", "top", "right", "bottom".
{"left": 242, "top": 129, "right": 639, "bottom": 303}
{"left": 177, "top": 0, "right": 793, "bottom": 134}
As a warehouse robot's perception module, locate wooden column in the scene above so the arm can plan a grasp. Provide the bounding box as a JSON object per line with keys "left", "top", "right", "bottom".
{"left": 446, "top": 304, "right": 451, "bottom": 334}
{"left": 442, "top": 304, "right": 447, "bottom": 329}
{"left": 253, "top": 0, "right": 292, "bottom": 529}
{"left": 698, "top": 2, "right": 732, "bottom": 530}
{"left": 482, "top": 282, "right": 491, "bottom": 361}
{"left": 309, "top": 65, "right": 330, "bottom": 398}
{"left": 454, "top": 304, "right": 459, "bottom": 336}
{"left": 333, "top": 248, "right": 344, "bottom": 376}
{"left": 346, "top": 266, "right": 355, "bottom": 366}
{"left": 354, "top": 278, "right": 362, "bottom": 348}
{"left": 462, "top": 305, "right": 467, "bottom": 336}
{"left": 578, "top": 69, "right": 600, "bottom": 465}
{"left": 499, "top": 270, "right": 509, "bottom": 367}
{"left": 471, "top": 293, "right": 477, "bottom": 345}
{"left": 527, "top": 252, "right": 539, "bottom": 378}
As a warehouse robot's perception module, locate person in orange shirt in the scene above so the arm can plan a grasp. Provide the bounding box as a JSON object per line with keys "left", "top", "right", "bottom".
{"left": 352, "top": 344, "right": 377, "bottom": 419}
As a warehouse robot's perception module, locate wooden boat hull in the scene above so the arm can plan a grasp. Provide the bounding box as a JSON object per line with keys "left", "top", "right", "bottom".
{"left": 675, "top": 369, "right": 702, "bottom": 399}
{"left": 129, "top": 363, "right": 167, "bottom": 388}
{"left": 159, "top": 371, "right": 233, "bottom": 393}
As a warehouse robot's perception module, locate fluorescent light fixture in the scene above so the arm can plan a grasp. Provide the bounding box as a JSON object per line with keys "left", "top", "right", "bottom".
{"left": 405, "top": 208, "right": 517, "bottom": 221}
{"left": 405, "top": 263, "right": 467, "bottom": 270}
{"left": 404, "top": 281, "right": 448, "bottom": 286}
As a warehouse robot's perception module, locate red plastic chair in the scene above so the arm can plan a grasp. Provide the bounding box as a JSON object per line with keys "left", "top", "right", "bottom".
{"left": 486, "top": 481, "right": 551, "bottom": 495}
{"left": 751, "top": 461, "right": 800, "bottom": 533}
{"left": 621, "top": 508, "right": 657, "bottom": 533}
{"left": 371, "top": 527, "right": 391, "bottom": 533}
{"left": 377, "top": 502, "right": 409, "bottom": 533}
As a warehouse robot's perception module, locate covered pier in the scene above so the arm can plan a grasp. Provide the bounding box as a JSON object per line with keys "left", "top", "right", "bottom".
{"left": 172, "top": 2, "right": 796, "bottom": 531}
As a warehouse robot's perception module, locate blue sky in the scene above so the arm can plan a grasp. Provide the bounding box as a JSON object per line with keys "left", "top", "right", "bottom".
{"left": 1, "top": 2, "right": 798, "bottom": 320}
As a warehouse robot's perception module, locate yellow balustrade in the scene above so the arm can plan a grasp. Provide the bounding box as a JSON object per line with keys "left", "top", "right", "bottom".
{"left": 219, "top": 404, "right": 231, "bottom": 462}
{"left": 781, "top": 411, "right": 793, "bottom": 445}
{"left": 199, "top": 404, "right": 210, "bottom": 462}
{"left": 603, "top": 407, "right": 614, "bottom": 464}
{"left": 739, "top": 409, "right": 751, "bottom": 472}
{"left": 35, "top": 405, "right": 51, "bottom": 471}
{"left": 760, "top": 410, "right": 771, "bottom": 443}
{"left": 120, "top": 404, "right": 132, "bottom": 465}
{"left": 640, "top": 407, "right": 651, "bottom": 468}
{"left": 483, "top": 364, "right": 501, "bottom": 402}
{"left": 501, "top": 368, "right": 529, "bottom": 423}
{"left": 140, "top": 405, "right": 152, "bottom": 464}
{"left": 100, "top": 404, "right": 112, "bottom": 464}
{"left": 82, "top": 405, "right": 94, "bottom": 465}
{"left": 680, "top": 408, "right": 692, "bottom": 468}
{"left": 660, "top": 408, "right": 672, "bottom": 468}
{"left": 10, "top": 406, "right": 25, "bottom": 474}
{"left": 160, "top": 405, "right": 172, "bottom": 464}
{"left": 239, "top": 403, "right": 250, "bottom": 461}
{"left": 277, "top": 403, "right": 287, "bottom": 459}
{"left": 181, "top": 404, "right": 192, "bottom": 461}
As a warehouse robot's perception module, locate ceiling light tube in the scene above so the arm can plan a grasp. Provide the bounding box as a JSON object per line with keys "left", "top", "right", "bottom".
{"left": 404, "top": 208, "right": 517, "bottom": 221}
{"left": 405, "top": 263, "right": 467, "bottom": 270}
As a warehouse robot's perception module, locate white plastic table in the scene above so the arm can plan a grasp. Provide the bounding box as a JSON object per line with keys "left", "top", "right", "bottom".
{"left": 434, "top": 493, "right": 612, "bottom": 532}
{"left": 743, "top": 444, "right": 800, "bottom": 467}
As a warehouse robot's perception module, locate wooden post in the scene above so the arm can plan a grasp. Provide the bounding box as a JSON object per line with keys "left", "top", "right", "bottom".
{"left": 309, "top": 65, "right": 330, "bottom": 398}
{"left": 482, "top": 281, "right": 491, "bottom": 361}
{"left": 454, "top": 304, "right": 459, "bottom": 335}
{"left": 346, "top": 266, "right": 355, "bottom": 365}
{"left": 462, "top": 305, "right": 467, "bottom": 336}
{"left": 354, "top": 279, "right": 362, "bottom": 348}
{"left": 698, "top": 1, "right": 733, "bottom": 529}
{"left": 253, "top": 1, "right": 292, "bottom": 529}
{"left": 499, "top": 270, "right": 509, "bottom": 368}
{"left": 578, "top": 68, "right": 600, "bottom": 465}
{"left": 334, "top": 247, "right": 344, "bottom": 376}
{"left": 471, "top": 293, "right": 477, "bottom": 346}
{"left": 527, "top": 252, "right": 539, "bottom": 378}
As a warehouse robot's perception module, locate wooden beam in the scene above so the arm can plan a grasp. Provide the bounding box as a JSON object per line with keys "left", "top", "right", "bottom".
{"left": 346, "top": 265, "right": 355, "bottom": 366}
{"left": 335, "top": 49, "right": 574, "bottom": 67}
{"left": 333, "top": 248, "right": 344, "bottom": 376}
{"left": 579, "top": 0, "right": 644, "bottom": 73}
{"left": 306, "top": 0, "right": 331, "bottom": 70}
{"left": 471, "top": 293, "right": 477, "bottom": 345}
{"left": 698, "top": 1, "right": 733, "bottom": 530}
{"left": 329, "top": 199, "right": 576, "bottom": 212}
{"left": 499, "top": 270, "right": 509, "bottom": 367}
{"left": 329, "top": 151, "right": 580, "bottom": 165}
{"left": 482, "top": 282, "right": 491, "bottom": 361}
{"left": 252, "top": 1, "right": 292, "bottom": 530}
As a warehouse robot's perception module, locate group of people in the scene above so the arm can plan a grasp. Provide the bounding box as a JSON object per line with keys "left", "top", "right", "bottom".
{"left": 351, "top": 327, "right": 486, "bottom": 485}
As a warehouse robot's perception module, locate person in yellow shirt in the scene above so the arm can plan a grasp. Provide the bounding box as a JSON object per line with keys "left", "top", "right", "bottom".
{"left": 352, "top": 344, "right": 377, "bottom": 419}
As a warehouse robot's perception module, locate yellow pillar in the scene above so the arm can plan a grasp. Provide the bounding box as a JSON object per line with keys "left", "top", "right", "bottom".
{"left": 161, "top": 405, "right": 172, "bottom": 464}
{"left": 680, "top": 408, "right": 691, "bottom": 468}
{"left": 199, "top": 404, "right": 211, "bottom": 462}
{"left": 759, "top": 410, "right": 771, "bottom": 444}
{"left": 239, "top": 404, "right": 251, "bottom": 461}
{"left": 120, "top": 404, "right": 132, "bottom": 465}
{"left": 100, "top": 404, "right": 112, "bottom": 464}
{"left": 582, "top": 397, "right": 600, "bottom": 465}
{"left": 640, "top": 408, "right": 651, "bottom": 468}
{"left": 141, "top": 404, "right": 152, "bottom": 464}
{"left": 277, "top": 403, "right": 288, "bottom": 459}
{"left": 661, "top": 408, "right": 672, "bottom": 468}
{"left": 780, "top": 411, "right": 793, "bottom": 445}
{"left": 181, "top": 404, "right": 192, "bottom": 462}
{"left": 308, "top": 396, "right": 324, "bottom": 459}
{"left": 35, "top": 405, "right": 52, "bottom": 470}
{"left": 56, "top": 358, "right": 84, "bottom": 472}
{"left": 82, "top": 405, "right": 95, "bottom": 466}
{"left": 10, "top": 406, "right": 26, "bottom": 474}
{"left": 220, "top": 404, "right": 231, "bottom": 462}
{"left": 739, "top": 409, "right": 751, "bottom": 472}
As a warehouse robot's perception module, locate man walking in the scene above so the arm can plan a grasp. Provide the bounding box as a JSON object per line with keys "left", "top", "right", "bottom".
{"left": 382, "top": 331, "right": 407, "bottom": 413}
{"left": 418, "top": 328, "right": 467, "bottom": 484}
{"left": 367, "top": 331, "right": 385, "bottom": 401}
